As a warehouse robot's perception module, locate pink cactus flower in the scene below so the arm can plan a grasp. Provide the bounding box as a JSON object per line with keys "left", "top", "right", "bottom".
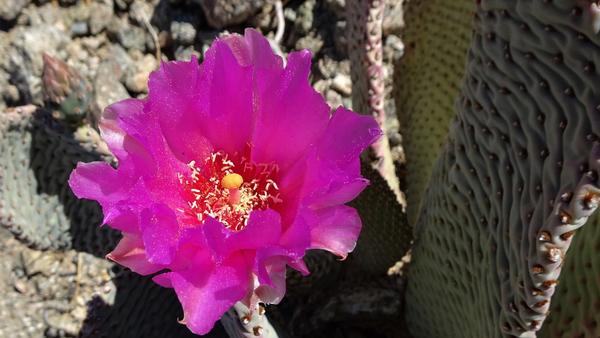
{"left": 68, "top": 29, "right": 381, "bottom": 335}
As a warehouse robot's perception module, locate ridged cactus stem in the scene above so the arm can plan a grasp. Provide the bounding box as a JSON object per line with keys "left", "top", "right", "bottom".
{"left": 347, "top": 0, "right": 404, "bottom": 207}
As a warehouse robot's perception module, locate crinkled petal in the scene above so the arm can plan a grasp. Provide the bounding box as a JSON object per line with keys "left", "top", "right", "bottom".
{"left": 223, "top": 28, "right": 283, "bottom": 70}
{"left": 203, "top": 209, "right": 281, "bottom": 261}
{"left": 140, "top": 204, "right": 180, "bottom": 265}
{"left": 279, "top": 107, "right": 380, "bottom": 216}
{"left": 100, "top": 99, "right": 155, "bottom": 173}
{"left": 255, "top": 259, "right": 287, "bottom": 304}
{"left": 102, "top": 93, "right": 189, "bottom": 208}
{"left": 153, "top": 272, "right": 173, "bottom": 288}
{"left": 149, "top": 49, "right": 253, "bottom": 158}
{"left": 309, "top": 205, "right": 362, "bottom": 259}
{"left": 316, "top": 107, "right": 381, "bottom": 170}
{"left": 251, "top": 50, "right": 330, "bottom": 170}
{"left": 69, "top": 162, "right": 129, "bottom": 202}
{"left": 171, "top": 251, "right": 252, "bottom": 335}
{"left": 146, "top": 58, "right": 214, "bottom": 163}
{"left": 106, "top": 234, "right": 163, "bottom": 275}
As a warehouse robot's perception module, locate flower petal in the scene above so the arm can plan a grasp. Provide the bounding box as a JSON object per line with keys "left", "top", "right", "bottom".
{"left": 309, "top": 205, "right": 362, "bottom": 259}
{"left": 251, "top": 50, "right": 330, "bottom": 170}
{"left": 146, "top": 58, "right": 214, "bottom": 163}
{"left": 223, "top": 28, "right": 283, "bottom": 70}
{"left": 203, "top": 209, "right": 282, "bottom": 261}
{"left": 153, "top": 272, "right": 173, "bottom": 288}
{"left": 100, "top": 98, "right": 155, "bottom": 173}
{"left": 106, "top": 234, "right": 163, "bottom": 275}
{"left": 171, "top": 252, "right": 252, "bottom": 335}
{"left": 316, "top": 107, "right": 381, "bottom": 171}
{"left": 279, "top": 107, "right": 381, "bottom": 216}
{"left": 254, "top": 259, "right": 287, "bottom": 304}
{"left": 140, "top": 204, "right": 180, "bottom": 265}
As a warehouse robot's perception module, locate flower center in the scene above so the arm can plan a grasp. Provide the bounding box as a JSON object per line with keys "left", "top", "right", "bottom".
{"left": 178, "top": 152, "right": 281, "bottom": 231}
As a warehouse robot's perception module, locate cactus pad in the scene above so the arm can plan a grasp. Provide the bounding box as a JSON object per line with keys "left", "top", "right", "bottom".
{"left": 395, "top": 0, "right": 474, "bottom": 225}
{"left": 405, "top": 1, "right": 600, "bottom": 337}
{"left": 0, "top": 106, "right": 116, "bottom": 254}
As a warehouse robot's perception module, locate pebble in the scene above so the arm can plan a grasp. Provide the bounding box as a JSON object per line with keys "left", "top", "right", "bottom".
{"left": 383, "top": 0, "right": 405, "bottom": 36}
{"left": 196, "top": 0, "right": 265, "bottom": 29}
{"left": 92, "top": 60, "right": 130, "bottom": 121}
{"left": 13, "top": 279, "right": 28, "bottom": 294}
{"left": 107, "top": 16, "right": 147, "bottom": 52}
{"left": 170, "top": 20, "right": 196, "bottom": 45}
{"left": 331, "top": 73, "right": 352, "bottom": 96}
{"left": 89, "top": 2, "right": 114, "bottom": 35}
{"left": 71, "top": 21, "right": 89, "bottom": 36}
{"left": 0, "top": 0, "right": 28, "bottom": 21}
{"left": 174, "top": 45, "right": 201, "bottom": 61}
{"left": 125, "top": 53, "right": 157, "bottom": 93}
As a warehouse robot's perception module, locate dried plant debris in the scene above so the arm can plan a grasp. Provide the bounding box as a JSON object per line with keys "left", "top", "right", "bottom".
{"left": 405, "top": 1, "right": 600, "bottom": 337}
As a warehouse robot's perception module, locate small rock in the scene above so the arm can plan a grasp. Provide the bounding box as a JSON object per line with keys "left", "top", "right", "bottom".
{"left": 107, "top": 16, "right": 147, "bottom": 52}
{"left": 326, "top": 89, "right": 343, "bottom": 108}
{"left": 313, "top": 79, "right": 330, "bottom": 94}
{"left": 101, "top": 44, "right": 133, "bottom": 80}
{"left": 125, "top": 53, "right": 157, "bottom": 93}
{"left": 13, "top": 279, "right": 28, "bottom": 294}
{"left": 383, "top": 0, "right": 405, "bottom": 36}
{"left": 295, "top": 0, "right": 315, "bottom": 34}
{"left": 89, "top": 2, "right": 113, "bottom": 34}
{"left": 295, "top": 33, "right": 323, "bottom": 55}
{"left": 28, "top": 254, "right": 58, "bottom": 277}
{"left": 384, "top": 34, "right": 404, "bottom": 61}
{"left": 331, "top": 73, "right": 352, "bottom": 96}
{"left": 70, "top": 21, "right": 89, "bottom": 37}
{"left": 248, "top": 2, "right": 275, "bottom": 30}
{"left": 174, "top": 45, "right": 201, "bottom": 61}
{"left": 170, "top": 21, "right": 196, "bottom": 45}
{"left": 197, "top": 0, "right": 265, "bottom": 28}
{"left": 70, "top": 306, "right": 87, "bottom": 321}
{"left": 0, "top": 0, "right": 28, "bottom": 21}
{"left": 92, "top": 60, "right": 130, "bottom": 122}
{"left": 129, "top": 0, "right": 153, "bottom": 26}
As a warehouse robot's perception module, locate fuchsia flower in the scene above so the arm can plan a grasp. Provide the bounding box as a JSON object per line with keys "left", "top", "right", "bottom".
{"left": 68, "top": 29, "right": 381, "bottom": 335}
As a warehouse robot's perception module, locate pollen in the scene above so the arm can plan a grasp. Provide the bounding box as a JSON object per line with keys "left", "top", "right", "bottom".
{"left": 178, "top": 152, "right": 281, "bottom": 231}
{"left": 221, "top": 173, "right": 244, "bottom": 189}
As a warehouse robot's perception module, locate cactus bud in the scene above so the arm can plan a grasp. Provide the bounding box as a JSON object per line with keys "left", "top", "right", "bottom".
{"left": 42, "top": 53, "right": 92, "bottom": 124}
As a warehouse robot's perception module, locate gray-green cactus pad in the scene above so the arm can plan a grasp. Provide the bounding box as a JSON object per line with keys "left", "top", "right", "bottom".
{"left": 395, "top": 0, "right": 474, "bottom": 225}
{"left": 0, "top": 106, "right": 117, "bottom": 254}
{"left": 405, "top": 1, "right": 600, "bottom": 337}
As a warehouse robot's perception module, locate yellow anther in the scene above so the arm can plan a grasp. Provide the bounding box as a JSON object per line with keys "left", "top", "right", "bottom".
{"left": 221, "top": 173, "right": 244, "bottom": 189}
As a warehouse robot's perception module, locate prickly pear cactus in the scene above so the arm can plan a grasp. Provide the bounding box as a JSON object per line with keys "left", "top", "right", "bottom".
{"left": 405, "top": 1, "right": 600, "bottom": 337}
{"left": 395, "top": 0, "right": 474, "bottom": 225}
{"left": 0, "top": 105, "right": 113, "bottom": 252}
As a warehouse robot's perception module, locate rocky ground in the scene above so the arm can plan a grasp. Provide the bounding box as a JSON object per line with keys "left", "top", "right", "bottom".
{"left": 0, "top": 0, "right": 404, "bottom": 337}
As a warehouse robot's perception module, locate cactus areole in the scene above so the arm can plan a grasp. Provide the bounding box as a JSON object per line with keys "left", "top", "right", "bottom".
{"left": 68, "top": 29, "right": 381, "bottom": 335}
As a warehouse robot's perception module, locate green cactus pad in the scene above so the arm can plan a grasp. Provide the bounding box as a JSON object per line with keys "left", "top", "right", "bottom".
{"left": 395, "top": 0, "right": 474, "bottom": 225}
{"left": 405, "top": 1, "right": 600, "bottom": 337}
{"left": 0, "top": 106, "right": 116, "bottom": 254}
